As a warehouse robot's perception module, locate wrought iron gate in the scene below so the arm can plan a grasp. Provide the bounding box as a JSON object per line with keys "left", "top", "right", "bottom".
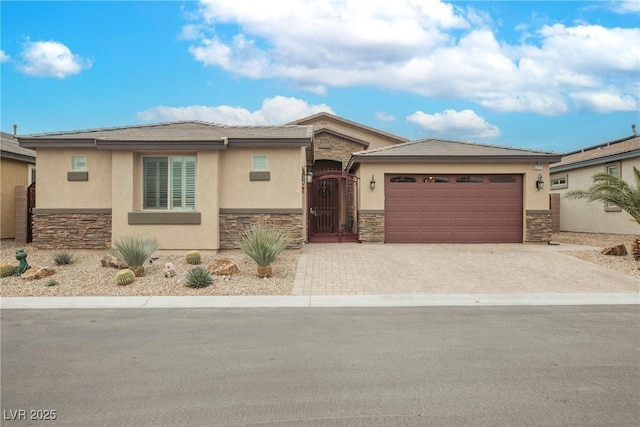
{"left": 308, "top": 170, "right": 358, "bottom": 243}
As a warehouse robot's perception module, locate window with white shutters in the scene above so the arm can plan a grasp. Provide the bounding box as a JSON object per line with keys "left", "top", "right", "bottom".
{"left": 143, "top": 156, "right": 196, "bottom": 210}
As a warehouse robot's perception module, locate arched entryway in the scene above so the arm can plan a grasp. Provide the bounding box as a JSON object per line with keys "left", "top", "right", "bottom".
{"left": 307, "top": 170, "right": 359, "bottom": 243}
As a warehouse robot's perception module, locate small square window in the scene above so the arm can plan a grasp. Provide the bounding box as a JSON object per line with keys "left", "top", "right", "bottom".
{"left": 605, "top": 163, "right": 621, "bottom": 211}
{"left": 71, "top": 156, "right": 87, "bottom": 171}
{"left": 252, "top": 156, "right": 268, "bottom": 171}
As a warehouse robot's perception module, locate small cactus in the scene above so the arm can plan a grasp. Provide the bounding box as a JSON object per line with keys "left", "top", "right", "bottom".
{"left": 115, "top": 269, "right": 135, "bottom": 286}
{"left": 185, "top": 250, "right": 201, "bottom": 265}
{"left": 0, "top": 263, "right": 16, "bottom": 278}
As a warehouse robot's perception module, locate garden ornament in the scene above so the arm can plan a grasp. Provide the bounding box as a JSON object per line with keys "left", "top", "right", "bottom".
{"left": 15, "top": 249, "right": 31, "bottom": 276}
{"left": 163, "top": 261, "right": 176, "bottom": 278}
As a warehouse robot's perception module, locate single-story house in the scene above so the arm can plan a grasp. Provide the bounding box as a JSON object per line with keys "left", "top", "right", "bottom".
{"left": 550, "top": 134, "right": 639, "bottom": 235}
{"left": 19, "top": 114, "right": 561, "bottom": 249}
{"left": 1, "top": 130, "right": 36, "bottom": 239}
{"left": 18, "top": 121, "right": 312, "bottom": 250}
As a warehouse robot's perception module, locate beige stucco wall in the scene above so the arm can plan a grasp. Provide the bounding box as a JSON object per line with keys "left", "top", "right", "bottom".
{"left": 35, "top": 148, "right": 112, "bottom": 208}
{"left": 1, "top": 158, "right": 30, "bottom": 238}
{"left": 356, "top": 162, "right": 551, "bottom": 241}
{"left": 220, "top": 147, "right": 306, "bottom": 209}
{"left": 111, "top": 150, "right": 221, "bottom": 250}
{"left": 551, "top": 158, "right": 639, "bottom": 234}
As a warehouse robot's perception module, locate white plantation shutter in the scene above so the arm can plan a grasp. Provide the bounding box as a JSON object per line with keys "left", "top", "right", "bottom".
{"left": 144, "top": 156, "right": 195, "bottom": 210}
{"left": 170, "top": 156, "right": 196, "bottom": 210}
{"left": 143, "top": 157, "right": 168, "bottom": 209}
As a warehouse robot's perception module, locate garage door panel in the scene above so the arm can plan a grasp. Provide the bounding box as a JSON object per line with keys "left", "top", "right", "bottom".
{"left": 385, "top": 174, "right": 522, "bottom": 243}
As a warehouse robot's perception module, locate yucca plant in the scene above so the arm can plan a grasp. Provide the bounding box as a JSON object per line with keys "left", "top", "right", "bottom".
{"left": 53, "top": 250, "right": 75, "bottom": 265}
{"left": 111, "top": 235, "right": 159, "bottom": 277}
{"left": 238, "top": 224, "right": 290, "bottom": 278}
{"left": 185, "top": 267, "right": 213, "bottom": 288}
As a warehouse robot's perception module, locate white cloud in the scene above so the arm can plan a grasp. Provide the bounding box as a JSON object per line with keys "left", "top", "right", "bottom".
{"left": 137, "top": 95, "right": 334, "bottom": 125}
{"left": 608, "top": 0, "right": 640, "bottom": 14}
{"left": 0, "top": 50, "right": 10, "bottom": 63}
{"left": 407, "top": 109, "right": 500, "bottom": 139}
{"left": 570, "top": 91, "right": 638, "bottom": 112}
{"left": 18, "top": 40, "right": 92, "bottom": 78}
{"left": 182, "top": 0, "right": 639, "bottom": 115}
{"left": 375, "top": 112, "right": 396, "bottom": 122}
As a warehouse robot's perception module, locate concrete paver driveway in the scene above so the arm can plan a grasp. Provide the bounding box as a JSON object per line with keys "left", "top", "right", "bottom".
{"left": 292, "top": 243, "right": 640, "bottom": 295}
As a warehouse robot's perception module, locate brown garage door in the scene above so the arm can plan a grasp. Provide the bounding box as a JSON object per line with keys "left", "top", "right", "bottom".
{"left": 385, "top": 174, "right": 523, "bottom": 243}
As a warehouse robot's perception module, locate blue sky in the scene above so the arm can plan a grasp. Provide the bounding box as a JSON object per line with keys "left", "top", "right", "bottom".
{"left": 1, "top": 0, "right": 638, "bottom": 153}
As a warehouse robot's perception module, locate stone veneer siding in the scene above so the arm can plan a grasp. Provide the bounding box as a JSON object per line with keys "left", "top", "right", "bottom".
{"left": 526, "top": 210, "right": 553, "bottom": 243}
{"left": 32, "top": 210, "right": 112, "bottom": 249}
{"left": 219, "top": 210, "right": 304, "bottom": 249}
{"left": 314, "top": 133, "right": 366, "bottom": 166}
{"left": 358, "top": 211, "right": 385, "bottom": 242}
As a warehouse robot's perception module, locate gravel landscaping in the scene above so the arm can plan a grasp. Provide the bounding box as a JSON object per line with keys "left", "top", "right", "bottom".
{"left": 0, "top": 240, "right": 298, "bottom": 297}
{"left": 1, "top": 232, "right": 638, "bottom": 297}
{"left": 552, "top": 232, "right": 640, "bottom": 281}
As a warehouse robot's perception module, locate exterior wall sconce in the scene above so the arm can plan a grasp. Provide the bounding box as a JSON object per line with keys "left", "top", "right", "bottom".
{"left": 370, "top": 174, "right": 376, "bottom": 190}
{"left": 306, "top": 165, "right": 313, "bottom": 183}
{"left": 536, "top": 174, "right": 544, "bottom": 190}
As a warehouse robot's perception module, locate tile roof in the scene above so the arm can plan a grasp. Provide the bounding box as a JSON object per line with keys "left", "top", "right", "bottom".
{"left": 1, "top": 132, "right": 36, "bottom": 161}
{"left": 289, "top": 112, "right": 409, "bottom": 143}
{"left": 21, "top": 121, "right": 314, "bottom": 140}
{"left": 551, "top": 134, "right": 640, "bottom": 170}
{"left": 347, "top": 138, "right": 561, "bottom": 170}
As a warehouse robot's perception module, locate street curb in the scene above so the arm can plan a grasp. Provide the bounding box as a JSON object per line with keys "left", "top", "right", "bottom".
{"left": 1, "top": 293, "right": 638, "bottom": 309}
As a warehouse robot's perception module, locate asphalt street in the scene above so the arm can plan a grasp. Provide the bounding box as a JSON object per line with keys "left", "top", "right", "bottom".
{"left": 1, "top": 306, "right": 639, "bottom": 426}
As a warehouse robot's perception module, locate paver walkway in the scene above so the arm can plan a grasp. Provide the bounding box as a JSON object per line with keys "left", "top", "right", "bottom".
{"left": 292, "top": 243, "right": 640, "bottom": 295}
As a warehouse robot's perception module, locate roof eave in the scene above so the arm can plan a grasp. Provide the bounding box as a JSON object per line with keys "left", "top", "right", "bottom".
{"left": 550, "top": 150, "right": 640, "bottom": 173}
{"left": 95, "top": 140, "right": 227, "bottom": 150}
{"left": 228, "top": 138, "right": 312, "bottom": 147}
{"left": 0, "top": 151, "right": 36, "bottom": 163}
{"left": 18, "top": 138, "right": 97, "bottom": 149}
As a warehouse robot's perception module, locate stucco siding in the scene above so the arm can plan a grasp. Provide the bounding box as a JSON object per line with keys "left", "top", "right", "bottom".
{"left": 220, "top": 147, "right": 305, "bottom": 209}
{"left": 36, "top": 148, "right": 112, "bottom": 209}
{"left": 551, "top": 157, "right": 639, "bottom": 234}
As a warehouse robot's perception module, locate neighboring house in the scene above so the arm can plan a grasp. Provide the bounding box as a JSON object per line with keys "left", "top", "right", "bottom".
{"left": 19, "top": 114, "right": 561, "bottom": 249}
{"left": 550, "top": 134, "right": 640, "bottom": 235}
{"left": 1, "top": 131, "right": 36, "bottom": 239}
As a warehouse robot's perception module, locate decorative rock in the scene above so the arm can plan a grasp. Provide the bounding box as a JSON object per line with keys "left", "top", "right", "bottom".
{"left": 21, "top": 267, "right": 55, "bottom": 280}
{"left": 601, "top": 245, "right": 628, "bottom": 256}
{"left": 101, "top": 254, "right": 128, "bottom": 269}
{"left": 207, "top": 258, "right": 240, "bottom": 275}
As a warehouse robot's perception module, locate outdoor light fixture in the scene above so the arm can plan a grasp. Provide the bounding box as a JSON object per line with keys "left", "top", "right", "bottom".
{"left": 370, "top": 174, "right": 376, "bottom": 190}
{"left": 536, "top": 174, "right": 544, "bottom": 190}
{"left": 306, "top": 165, "right": 313, "bottom": 183}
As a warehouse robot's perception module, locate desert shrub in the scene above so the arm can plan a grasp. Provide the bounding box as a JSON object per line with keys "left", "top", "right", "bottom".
{"left": 185, "top": 267, "right": 213, "bottom": 288}
{"left": 53, "top": 250, "right": 75, "bottom": 265}
{"left": 47, "top": 278, "right": 58, "bottom": 287}
{"left": 112, "top": 235, "right": 159, "bottom": 267}
{"left": 238, "top": 224, "right": 290, "bottom": 267}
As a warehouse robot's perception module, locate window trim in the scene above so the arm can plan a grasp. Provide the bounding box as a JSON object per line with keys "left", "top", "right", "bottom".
{"left": 142, "top": 155, "right": 196, "bottom": 212}
{"left": 604, "top": 162, "right": 621, "bottom": 212}
{"left": 550, "top": 174, "right": 568, "bottom": 190}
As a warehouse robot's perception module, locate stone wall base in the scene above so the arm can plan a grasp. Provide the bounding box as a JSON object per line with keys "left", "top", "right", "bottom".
{"left": 32, "top": 213, "right": 112, "bottom": 249}
{"left": 526, "top": 210, "right": 552, "bottom": 243}
{"left": 219, "top": 213, "right": 304, "bottom": 249}
{"left": 358, "top": 211, "right": 385, "bottom": 243}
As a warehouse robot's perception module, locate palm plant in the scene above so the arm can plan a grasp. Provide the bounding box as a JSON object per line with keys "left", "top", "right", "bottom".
{"left": 111, "top": 235, "right": 159, "bottom": 277}
{"left": 565, "top": 166, "right": 640, "bottom": 260}
{"left": 565, "top": 166, "right": 640, "bottom": 226}
{"left": 238, "top": 224, "right": 290, "bottom": 278}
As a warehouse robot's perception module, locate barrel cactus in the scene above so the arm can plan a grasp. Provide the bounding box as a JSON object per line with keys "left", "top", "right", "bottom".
{"left": 0, "top": 263, "right": 16, "bottom": 278}
{"left": 115, "top": 269, "right": 135, "bottom": 286}
{"left": 185, "top": 250, "right": 201, "bottom": 265}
